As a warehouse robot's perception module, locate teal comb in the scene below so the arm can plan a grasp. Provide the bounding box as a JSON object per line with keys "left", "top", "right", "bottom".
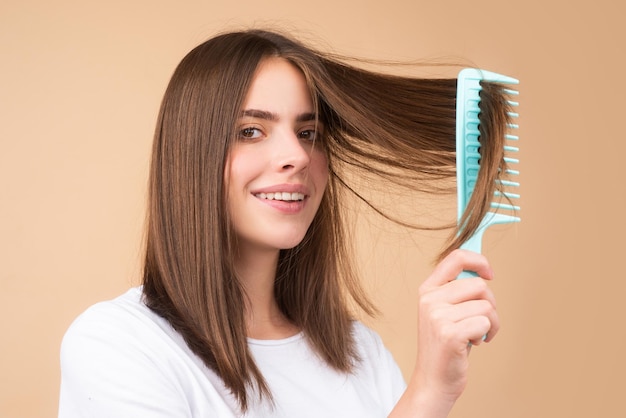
{"left": 456, "top": 68, "right": 520, "bottom": 279}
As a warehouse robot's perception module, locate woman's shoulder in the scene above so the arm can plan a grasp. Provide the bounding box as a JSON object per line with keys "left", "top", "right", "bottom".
{"left": 60, "top": 286, "right": 179, "bottom": 363}
{"left": 58, "top": 287, "right": 238, "bottom": 416}
{"left": 350, "top": 321, "right": 407, "bottom": 402}
{"left": 67, "top": 286, "right": 142, "bottom": 318}
{"left": 351, "top": 320, "right": 399, "bottom": 367}
{"left": 64, "top": 287, "right": 158, "bottom": 335}
{"left": 351, "top": 320, "right": 385, "bottom": 350}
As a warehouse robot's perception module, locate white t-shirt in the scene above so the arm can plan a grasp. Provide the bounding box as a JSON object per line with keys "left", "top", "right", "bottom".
{"left": 59, "top": 287, "right": 406, "bottom": 417}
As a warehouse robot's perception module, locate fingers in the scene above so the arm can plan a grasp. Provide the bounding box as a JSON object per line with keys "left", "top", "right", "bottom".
{"left": 457, "top": 302, "right": 500, "bottom": 344}
{"left": 421, "top": 249, "right": 494, "bottom": 292}
{"left": 428, "top": 277, "right": 497, "bottom": 307}
{"left": 418, "top": 249, "right": 500, "bottom": 345}
{"left": 441, "top": 299, "right": 497, "bottom": 326}
{"left": 423, "top": 294, "right": 500, "bottom": 345}
{"left": 455, "top": 316, "right": 495, "bottom": 346}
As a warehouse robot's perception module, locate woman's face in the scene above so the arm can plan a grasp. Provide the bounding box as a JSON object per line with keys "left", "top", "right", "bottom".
{"left": 225, "top": 58, "right": 329, "bottom": 256}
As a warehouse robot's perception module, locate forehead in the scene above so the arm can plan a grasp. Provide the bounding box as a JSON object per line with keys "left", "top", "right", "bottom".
{"left": 242, "top": 58, "right": 314, "bottom": 115}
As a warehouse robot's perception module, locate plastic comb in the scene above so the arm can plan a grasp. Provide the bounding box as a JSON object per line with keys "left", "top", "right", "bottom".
{"left": 456, "top": 68, "right": 520, "bottom": 279}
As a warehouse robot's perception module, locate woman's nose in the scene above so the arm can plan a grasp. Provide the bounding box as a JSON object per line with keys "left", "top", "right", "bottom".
{"left": 274, "top": 131, "right": 311, "bottom": 172}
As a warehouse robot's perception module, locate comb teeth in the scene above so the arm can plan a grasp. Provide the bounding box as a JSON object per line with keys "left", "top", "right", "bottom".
{"left": 456, "top": 68, "right": 521, "bottom": 225}
{"left": 456, "top": 68, "right": 520, "bottom": 280}
{"left": 497, "top": 86, "right": 521, "bottom": 218}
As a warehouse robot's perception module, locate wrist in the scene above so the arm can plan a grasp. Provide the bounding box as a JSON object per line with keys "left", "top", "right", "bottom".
{"left": 389, "top": 384, "right": 457, "bottom": 418}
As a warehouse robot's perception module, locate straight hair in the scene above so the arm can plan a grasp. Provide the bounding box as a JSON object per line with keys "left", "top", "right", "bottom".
{"left": 142, "top": 29, "right": 514, "bottom": 412}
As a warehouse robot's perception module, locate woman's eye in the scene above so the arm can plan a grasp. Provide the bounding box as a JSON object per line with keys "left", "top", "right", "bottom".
{"left": 298, "top": 129, "right": 317, "bottom": 141}
{"left": 239, "top": 127, "right": 263, "bottom": 140}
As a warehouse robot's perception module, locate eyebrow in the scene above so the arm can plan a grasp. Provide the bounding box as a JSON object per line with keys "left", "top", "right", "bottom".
{"left": 240, "top": 109, "right": 317, "bottom": 123}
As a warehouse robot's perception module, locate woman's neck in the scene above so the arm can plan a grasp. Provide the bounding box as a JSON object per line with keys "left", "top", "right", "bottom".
{"left": 235, "top": 248, "right": 300, "bottom": 340}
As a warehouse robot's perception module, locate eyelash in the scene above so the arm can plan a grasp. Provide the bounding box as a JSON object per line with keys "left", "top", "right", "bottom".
{"left": 298, "top": 129, "right": 317, "bottom": 142}
{"left": 237, "top": 127, "right": 319, "bottom": 142}
{"left": 238, "top": 127, "right": 263, "bottom": 140}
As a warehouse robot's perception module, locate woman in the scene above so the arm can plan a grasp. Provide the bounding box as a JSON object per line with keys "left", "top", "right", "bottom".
{"left": 59, "top": 29, "right": 506, "bottom": 417}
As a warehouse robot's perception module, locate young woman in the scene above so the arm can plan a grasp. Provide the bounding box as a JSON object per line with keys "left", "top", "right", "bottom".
{"left": 59, "top": 29, "right": 508, "bottom": 417}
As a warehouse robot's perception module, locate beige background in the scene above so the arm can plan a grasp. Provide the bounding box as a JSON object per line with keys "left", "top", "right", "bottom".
{"left": 1, "top": 0, "right": 624, "bottom": 417}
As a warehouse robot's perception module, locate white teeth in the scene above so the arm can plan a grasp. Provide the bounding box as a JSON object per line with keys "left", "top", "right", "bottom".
{"left": 255, "top": 192, "right": 305, "bottom": 201}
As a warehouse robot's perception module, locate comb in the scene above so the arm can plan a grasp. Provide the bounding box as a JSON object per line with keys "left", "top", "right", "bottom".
{"left": 456, "top": 68, "right": 520, "bottom": 279}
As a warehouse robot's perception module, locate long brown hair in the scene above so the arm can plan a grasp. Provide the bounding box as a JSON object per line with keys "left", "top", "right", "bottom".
{"left": 142, "top": 29, "right": 513, "bottom": 411}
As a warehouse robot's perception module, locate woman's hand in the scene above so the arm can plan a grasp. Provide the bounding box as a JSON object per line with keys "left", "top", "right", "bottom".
{"left": 389, "top": 249, "right": 499, "bottom": 418}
